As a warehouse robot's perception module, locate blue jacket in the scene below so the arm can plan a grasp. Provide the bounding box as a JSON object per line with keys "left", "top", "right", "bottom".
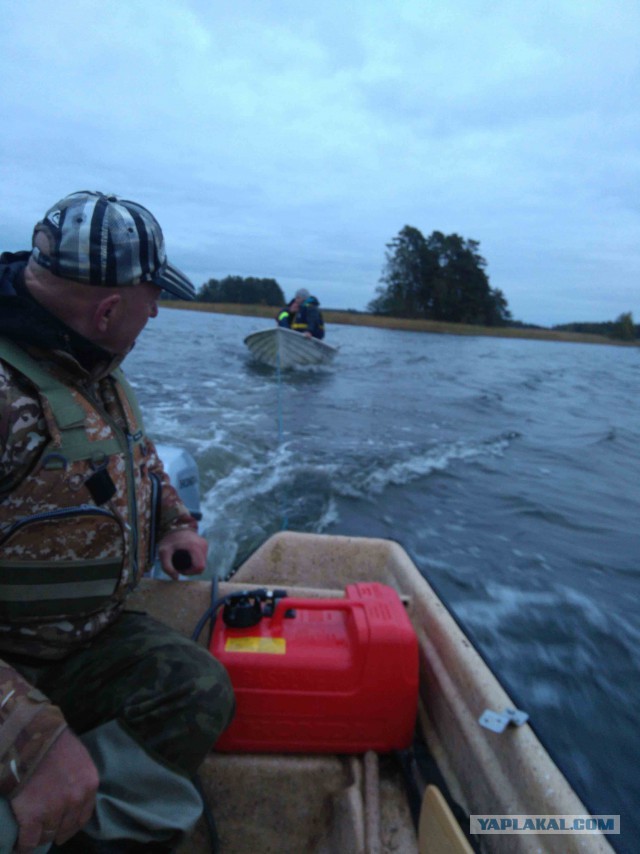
{"left": 291, "top": 297, "right": 325, "bottom": 339}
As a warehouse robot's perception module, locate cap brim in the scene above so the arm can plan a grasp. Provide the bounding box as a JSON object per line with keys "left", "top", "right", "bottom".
{"left": 155, "top": 261, "right": 196, "bottom": 300}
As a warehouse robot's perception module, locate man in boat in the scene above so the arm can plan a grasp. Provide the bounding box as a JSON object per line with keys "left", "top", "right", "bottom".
{"left": 275, "top": 298, "right": 297, "bottom": 328}
{"left": 288, "top": 288, "right": 325, "bottom": 339}
{"left": 0, "top": 192, "right": 235, "bottom": 853}
{"left": 275, "top": 288, "right": 308, "bottom": 329}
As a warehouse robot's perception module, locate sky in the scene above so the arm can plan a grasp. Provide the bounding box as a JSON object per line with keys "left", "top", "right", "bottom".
{"left": 1, "top": 0, "right": 638, "bottom": 327}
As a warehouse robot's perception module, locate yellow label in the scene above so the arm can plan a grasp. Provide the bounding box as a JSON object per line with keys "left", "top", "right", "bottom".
{"left": 225, "top": 637, "right": 286, "bottom": 654}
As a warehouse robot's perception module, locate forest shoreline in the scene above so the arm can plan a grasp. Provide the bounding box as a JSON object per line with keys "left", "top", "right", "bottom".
{"left": 163, "top": 301, "right": 638, "bottom": 347}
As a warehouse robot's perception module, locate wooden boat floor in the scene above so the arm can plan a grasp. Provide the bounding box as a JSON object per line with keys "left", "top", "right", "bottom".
{"left": 186, "top": 752, "right": 417, "bottom": 853}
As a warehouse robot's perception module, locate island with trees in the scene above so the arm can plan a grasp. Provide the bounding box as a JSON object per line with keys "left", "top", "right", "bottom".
{"left": 368, "top": 226, "right": 511, "bottom": 326}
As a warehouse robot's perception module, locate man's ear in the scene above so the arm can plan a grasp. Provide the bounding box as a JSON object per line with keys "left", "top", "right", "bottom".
{"left": 94, "top": 293, "right": 122, "bottom": 333}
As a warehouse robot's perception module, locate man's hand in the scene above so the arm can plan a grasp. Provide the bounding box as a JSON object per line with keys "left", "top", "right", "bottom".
{"left": 10, "top": 728, "right": 98, "bottom": 851}
{"left": 158, "top": 528, "right": 208, "bottom": 579}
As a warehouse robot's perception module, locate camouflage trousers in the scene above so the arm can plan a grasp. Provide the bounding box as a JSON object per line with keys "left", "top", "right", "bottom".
{"left": 8, "top": 610, "right": 235, "bottom": 777}
{"left": 1, "top": 611, "right": 235, "bottom": 849}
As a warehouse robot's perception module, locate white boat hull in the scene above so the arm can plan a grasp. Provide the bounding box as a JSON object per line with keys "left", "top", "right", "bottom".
{"left": 244, "top": 327, "right": 337, "bottom": 368}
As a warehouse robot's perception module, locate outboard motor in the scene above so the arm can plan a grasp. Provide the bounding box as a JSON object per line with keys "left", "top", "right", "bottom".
{"left": 150, "top": 444, "right": 202, "bottom": 579}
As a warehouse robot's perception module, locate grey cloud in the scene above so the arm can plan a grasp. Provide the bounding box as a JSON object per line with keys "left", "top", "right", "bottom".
{"left": 1, "top": 0, "right": 639, "bottom": 327}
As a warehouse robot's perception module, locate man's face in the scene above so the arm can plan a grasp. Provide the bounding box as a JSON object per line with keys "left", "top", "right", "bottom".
{"left": 108, "top": 282, "right": 162, "bottom": 354}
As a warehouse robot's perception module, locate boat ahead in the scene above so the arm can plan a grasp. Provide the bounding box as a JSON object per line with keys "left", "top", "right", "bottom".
{"left": 131, "top": 532, "right": 615, "bottom": 854}
{"left": 244, "top": 326, "right": 338, "bottom": 369}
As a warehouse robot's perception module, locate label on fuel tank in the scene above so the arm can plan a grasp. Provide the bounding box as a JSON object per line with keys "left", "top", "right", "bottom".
{"left": 224, "top": 637, "right": 286, "bottom": 654}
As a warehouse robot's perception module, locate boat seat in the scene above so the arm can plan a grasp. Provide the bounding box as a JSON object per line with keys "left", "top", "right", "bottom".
{"left": 419, "top": 785, "right": 474, "bottom": 854}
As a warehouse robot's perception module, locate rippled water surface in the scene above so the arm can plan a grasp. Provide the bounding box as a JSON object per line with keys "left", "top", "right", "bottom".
{"left": 128, "top": 308, "right": 639, "bottom": 852}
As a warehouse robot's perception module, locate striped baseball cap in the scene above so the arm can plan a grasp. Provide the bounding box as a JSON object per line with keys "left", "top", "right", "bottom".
{"left": 31, "top": 190, "right": 195, "bottom": 300}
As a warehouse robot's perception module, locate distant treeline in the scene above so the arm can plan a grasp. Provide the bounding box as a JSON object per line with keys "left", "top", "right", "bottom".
{"left": 163, "top": 265, "right": 635, "bottom": 342}
{"left": 552, "top": 312, "right": 637, "bottom": 341}
{"left": 195, "top": 276, "right": 285, "bottom": 306}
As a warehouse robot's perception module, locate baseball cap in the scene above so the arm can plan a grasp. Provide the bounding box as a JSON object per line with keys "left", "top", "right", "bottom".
{"left": 31, "top": 191, "right": 196, "bottom": 300}
{"left": 295, "top": 288, "right": 310, "bottom": 300}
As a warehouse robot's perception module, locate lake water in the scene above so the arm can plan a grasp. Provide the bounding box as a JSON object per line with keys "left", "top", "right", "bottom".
{"left": 128, "top": 308, "right": 639, "bottom": 852}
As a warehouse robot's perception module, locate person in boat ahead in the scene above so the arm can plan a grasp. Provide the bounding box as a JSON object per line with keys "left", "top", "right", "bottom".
{"left": 0, "top": 192, "right": 235, "bottom": 853}
{"left": 290, "top": 288, "right": 325, "bottom": 339}
{"left": 275, "top": 297, "right": 297, "bottom": 328}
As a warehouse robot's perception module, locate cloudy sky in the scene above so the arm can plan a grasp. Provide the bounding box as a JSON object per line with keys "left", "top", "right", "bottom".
{"left": 1, "top": 0, "right": 638, "bottom": 326}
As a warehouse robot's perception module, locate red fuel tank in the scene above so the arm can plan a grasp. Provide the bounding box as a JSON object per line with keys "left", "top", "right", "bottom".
{"left": 211, "top": 582, "right": 418, "bottom": 753}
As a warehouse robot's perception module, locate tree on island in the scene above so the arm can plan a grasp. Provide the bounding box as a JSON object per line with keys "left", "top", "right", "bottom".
{"left": 612, "top": 311, "right": 636, "bottom": 341}
{"left": 368, "top": 226, "right": 511, "bottom": 326}
{"left": 196, "top": 276, "right": 285, "bottom": 306}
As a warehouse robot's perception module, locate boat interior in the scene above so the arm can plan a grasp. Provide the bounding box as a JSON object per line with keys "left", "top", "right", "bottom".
{"left": 131, "top": 532, "right": 614, "bottom": 854}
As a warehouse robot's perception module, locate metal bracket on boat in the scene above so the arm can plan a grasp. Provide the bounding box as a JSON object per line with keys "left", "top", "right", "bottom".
{"left": 479, "top": 707, "right": 529, "bottom": 733}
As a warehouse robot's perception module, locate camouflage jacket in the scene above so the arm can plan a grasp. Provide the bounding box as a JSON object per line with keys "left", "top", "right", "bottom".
{"left": 0, "top": 262, "right": 197, "bottom": 796}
